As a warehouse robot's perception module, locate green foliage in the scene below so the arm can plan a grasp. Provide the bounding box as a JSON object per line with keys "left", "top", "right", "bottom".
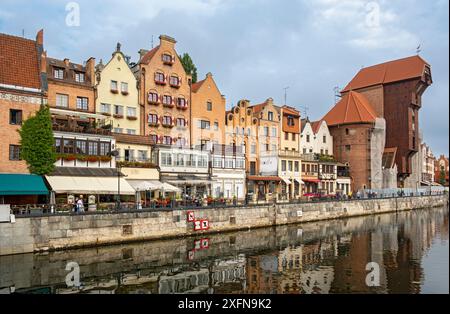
{"left": 439, "top": 167, "right": 446, "bottom": 186}
{"left": 179, "top": 53, "right": 198, "bottom": 83}
{"left": 19, "top": 105, "right": 56, "bottom": 175}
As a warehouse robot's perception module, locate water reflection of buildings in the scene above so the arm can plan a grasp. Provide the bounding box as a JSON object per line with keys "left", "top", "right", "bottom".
{"left": 6, "top": 208, "right": 448, "bottom": 295}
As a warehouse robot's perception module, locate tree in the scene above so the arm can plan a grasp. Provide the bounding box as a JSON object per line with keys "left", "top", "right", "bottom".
{"left": 19, "top": 105, "right": 56, "bottom": 175}
{"left": 180, "top": 53, "right": 198, "bottom": 83}
{"left": 439, "top": 167, "right": 447, "bottom": 186}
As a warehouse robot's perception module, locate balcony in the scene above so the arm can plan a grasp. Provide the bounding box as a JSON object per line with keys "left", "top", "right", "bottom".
{"left": 162, "top": 102, "right": 175, "bottom": 109}
{"left": 319, "top": 173, "right": 337, "bottom": 180}
{"left": 116, "top": 157, "right": 157, "bottom": 169}
{"left": 52, "top": 116, "right": 112, "bottom": 136}
{"left": 127, "top": 116, "right": 138, "bottom": 121}
{"left": 278, "top": 150, "right": 302, "bottom": 158}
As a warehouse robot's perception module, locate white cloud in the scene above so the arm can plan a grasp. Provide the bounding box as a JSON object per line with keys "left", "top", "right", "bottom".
{"left": 311, "top": 0, "right": 419, "bottom": 50}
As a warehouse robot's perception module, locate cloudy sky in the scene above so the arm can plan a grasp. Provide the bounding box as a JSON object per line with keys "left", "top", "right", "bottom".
{"left": 1, "top": 0, "right": 448, "bottom": 155}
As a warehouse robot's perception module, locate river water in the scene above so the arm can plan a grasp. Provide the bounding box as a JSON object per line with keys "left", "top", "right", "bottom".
{"left": 0, "top": 207, "right": 448, "bottom": 294}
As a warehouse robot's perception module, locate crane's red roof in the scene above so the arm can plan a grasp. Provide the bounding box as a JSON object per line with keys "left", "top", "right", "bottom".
{"left": 342, "top": 55, "right": 430, "bottom": 92}
{"left": 322, "top": 91, "right": 378, "bottom": 126}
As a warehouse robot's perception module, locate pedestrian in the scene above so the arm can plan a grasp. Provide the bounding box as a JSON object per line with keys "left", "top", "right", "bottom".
{"left": 77, "top": 195, "right": 85, "bottom": 213}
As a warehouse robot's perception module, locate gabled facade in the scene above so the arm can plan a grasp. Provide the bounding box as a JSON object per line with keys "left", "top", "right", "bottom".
{"left": 191, "top": 72, "right": 226, "bottom": 147}
{"left": 95, "top": 43, "right": 140, "bottom": 136}
{"left": 134, "top": 35, "right": 191, "bottom": 148}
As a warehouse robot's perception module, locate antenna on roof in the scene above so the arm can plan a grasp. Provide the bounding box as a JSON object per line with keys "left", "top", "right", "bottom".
{"left": 298, "top": 105, "right": 309, "bottom": 118}
{"left": 22, "top": 29, "right": 25, "bottom": 37}
{"left": 151, "top": 35, "right": 154, "bottom": 48}
{"left": 283, "top": 86, "right": 290, "bottom": 105}
{"left": 334, "top": 86, "right": 342, "bottom": 104}
{"left": 416, "top": 44, "right": 422, "bottom": 55}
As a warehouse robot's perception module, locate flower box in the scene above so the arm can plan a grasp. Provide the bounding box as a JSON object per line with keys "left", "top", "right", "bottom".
{"left": 127, "top": 116, "right": 138, "bottom": 121}
{"left": 111, "top": 89, "right": 119, "bottom": 94}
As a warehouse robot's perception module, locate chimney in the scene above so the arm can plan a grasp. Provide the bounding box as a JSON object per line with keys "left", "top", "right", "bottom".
{"left": 36, "top": 29, "right": 44, "bottom": 46}
{"left": 85, "top": 57, "right": 96, "bottom": 86}
{"left": 206, "top": 72, "right": 213, "bottom": 78}
{"left": 63, "top": 58, "right": 70, "bottom": 67}
{"left": 159, "top": 35, "right": 177, "bottom": 48}
{"left": 138, "top": 49, "right": 149, "bottom": 60}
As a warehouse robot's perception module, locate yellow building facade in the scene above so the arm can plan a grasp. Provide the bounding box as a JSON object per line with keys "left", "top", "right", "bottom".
{"left": 95, "top": 44, "right": 140, "bottom": 137}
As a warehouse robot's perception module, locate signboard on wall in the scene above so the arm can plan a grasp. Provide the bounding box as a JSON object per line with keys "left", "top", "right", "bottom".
{"left": 194, "top": 219, "right": 210, "bottom": 231}
{"left": 187, "top": 211, "right": 195, "bottom": 222}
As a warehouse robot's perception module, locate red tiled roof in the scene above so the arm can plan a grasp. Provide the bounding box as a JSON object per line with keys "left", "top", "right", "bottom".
{"left": 114, "top": 133, "right": 153, "bottom": 145}
{"left": 282, "top": 105, "right": 300, "bottom": 117}
{"left": 342, "top": 55, "right": 430, "bottom": 92}
{"left": 139, "top": 46, "right": 160, "bottom": 64}
{"left": 310, "top": 120, "right": 323, "bottom": 134}
{"left": 191, "top": 79, "right": 205, "bottom": 93}
{"left": 322, "top": 91, "right": 378, "bottom": 126}
{"left": 0, "top": 32, "right": 41, "bottom": 89}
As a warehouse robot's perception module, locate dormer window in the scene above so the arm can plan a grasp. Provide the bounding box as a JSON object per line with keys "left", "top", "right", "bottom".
{"left": 75, "top": 72, "right": 85, "bottom": 83}
{"left": 54, "top": 68, "right": 64, "bottom": 79}
{"left": 162, "top": 54, "right": 174, "bottom": 65}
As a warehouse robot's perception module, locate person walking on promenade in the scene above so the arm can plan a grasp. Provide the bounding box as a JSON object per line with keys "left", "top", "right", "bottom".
{"left": 77, "top": 196, "right": 85, "bottom": 213}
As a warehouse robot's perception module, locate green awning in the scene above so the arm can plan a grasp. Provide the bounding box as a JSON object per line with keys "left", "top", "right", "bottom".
{"left": 0, "top": 174, "right": 49, "bottom": 196}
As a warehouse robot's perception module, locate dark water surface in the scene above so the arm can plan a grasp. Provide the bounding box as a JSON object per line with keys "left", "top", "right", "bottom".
{"left": 1, "top": 207, "right": 448, "bottom": 294}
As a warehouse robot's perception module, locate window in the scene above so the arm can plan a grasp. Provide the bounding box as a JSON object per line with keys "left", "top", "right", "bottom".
{"left": 99, "top": 142, "right": 110, "bottom": 156}
{"left": 251, "top": 144, "right": 256, "bottom": 154}
{"left": 294, "top": 161, "right": 299, "bottom": 172}
{"left": 207, "top": 101, "right": 212, "bottom": 111}
{"left": 54, "top": 138, "right": 62, "bottom": 153}
{"left": 282, "top": 160, "right": 287, "bottom": 171}
{"left": 345, "top": 145, "right": 351, "bottom": 152}
{"left": 345, "top": 128, "right": 349, "bottom": 135}
{"left": 302, "top": 164, "right": 305, "bottom": 172}
{"left": 54, "top": 68, "right": 64, "bottom": 79}
{"left": 306, "top": 134, "right": 310, "bottom": 143}
{"left": 272, "top": 127, "right": 277, "bottom": 137}
{"left": 225, "top": 158, "right": 233, "bottom": 169}
{"left": 9, "top": 145, "right": 21, "bottom": 161}
{"left": 121, "top": 82, "right": 128, "bottom": 93}
{"left": 63, "top": 139, "right": 74, "bottom": 154}
{"left": 111, "top": 80, "right": 118, "bottom": 91}
{"left": 113, "top": 128, "right": 123, "bottom": 133}
{"left": 288, "top": 161, "right": 293, "bottom": 171}
{"left": 114, "top": 105, "right": 124, "bottom": 116}
{"left": 162, "top": 95, "right": 172, "bottom": 105}
{"left": 268, "top": 111, "right": 274, "bottom": 121}
{"left": 148, "top": 92, "right": 159, "bottom": 103}
{"left": 163, "top": 136, "right": 172, "bottom": 145}
{"left": 247, "top": 128, "right": 251, "bottom": 136}
{"left": 127, "top": 129, "right": 136, "bottom": 135}
{"left": 200, "top": 120, "right": 210, "bottom": 130}
{"left": 76, "top": 97, "right": 89, "bottom": 110}
{"left": 100, "top": 103, "right": 111, "bottom": 114}
{"left": 265, "top": 143, "right": 270, "bottom": 151}
{"left": 161, "top": 152, "right": 172, "bottom": 166}
{"left": 56, "top": 94, "right": 69, "bottom": 108}
{"left": 150, "top": 134, "right": 158, "bottom": 144}
{"left": 75, "top": 140, "right": 86, "bottom": 154}
{"left": 177, "top": 97, "right": 187, "bottom": 107}
{"left": 325, "top": 149, "right": 329, "bottom": 155}
{"left": 214, "top": 122, "right": 219, "bottom": 131}
{"left": 148, "top": 114, "right": 158, "bottom": 125}
{"left": 138, "top": 150, "right": 147, "bottom": 161}
{"left": 75, "top": 72, "right": 85, "bottom": 83}
{"left": 127, "top": 107, "right": 136, "bottom": 118}
{"left": 320, "top": 149, "right": 324, "bottom": 155}
{"left": 323, "top": 135, "right": 327, "bottom": 143}
{"left": 292, "top": 133, "right": 296, "bottom": 141}
{"left": 213, "top": 157, "right": 223, "bottom": 168}
{"left": 272, "top": 144, "right": 277, "bottom": 151}
{"left": 155, "top": 72, "right": 165, "bottom": 83}
{"left": 162, "top": 116, "right": 173, "bottom": 126}
{"left": 177, "top": 118, "right": 186, "bottom": 127}
{"left": 303, "top": 148, "right": 307, "bottom": 154}
{"left": 169, "top": 76, "right": 180, "bottom": 86}
{"left": 162, "top": 54, "right": 173, "bottom": 63}
{"left": 9, "top": 109, "right": 22, "bottom": 125}
{"left": 287, "top": 116, "right": 294, "bottom": 126}
{"left": 264, "top": 127, "right": 269, "bottom": 136}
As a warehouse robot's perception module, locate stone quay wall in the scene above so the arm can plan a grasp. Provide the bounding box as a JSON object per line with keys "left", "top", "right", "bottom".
{"left": 0, "top": 195, "right": 447, "bottom": 256}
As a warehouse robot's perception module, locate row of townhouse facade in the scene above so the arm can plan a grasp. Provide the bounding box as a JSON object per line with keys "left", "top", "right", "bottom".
{"left": 0, "top": 29, "right": 435, "bottom": 207}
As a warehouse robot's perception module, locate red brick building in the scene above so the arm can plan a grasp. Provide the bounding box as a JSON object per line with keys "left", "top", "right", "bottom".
{"left": 341, "top": 56, "right": 432, "bottom": 187}
{"left": 434, "top": 155, "right": 449, "bottom": 186}
{"left": 0, "top": 30, "right": 47, "bottom": 174}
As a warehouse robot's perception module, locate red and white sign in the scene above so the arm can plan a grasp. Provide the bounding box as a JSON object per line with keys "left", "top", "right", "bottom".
{"left": 187, "top": 211, "right": 195, "bottom": 222}
{"left": 201, "top": 238, "right": 209, "bottom": 249}
{"left": 188, "top": 250, "right": 195, "bottom": 260}
{"left": 194, "top": 219, "right": 210, "bottom": 231}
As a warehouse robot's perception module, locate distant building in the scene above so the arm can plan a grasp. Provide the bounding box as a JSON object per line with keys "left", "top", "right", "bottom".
{"left": 420, "top": 143, "right": 435, "bottom": 186}
{"left": 434, "top": 155, "right": 449, "bottom": 186}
